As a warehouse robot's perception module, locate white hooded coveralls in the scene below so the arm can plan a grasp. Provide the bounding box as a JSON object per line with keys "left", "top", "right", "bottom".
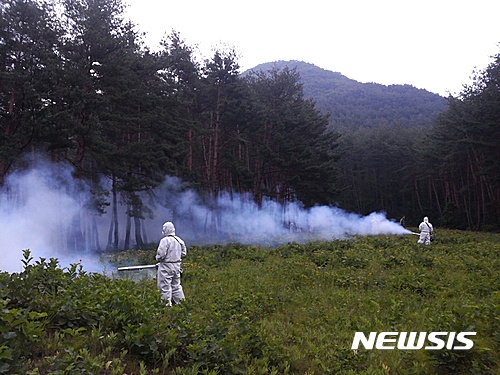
{"left": 417, "top": 217, "right": 433, "bottom": 245}
{"left": 156, "top": 222, "right": 187, "bottom": 305}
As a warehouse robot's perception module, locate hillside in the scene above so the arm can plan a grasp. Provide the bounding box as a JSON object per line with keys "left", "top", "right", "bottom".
{"left": 246, "top": 60, "right": 449, "bottom": 129}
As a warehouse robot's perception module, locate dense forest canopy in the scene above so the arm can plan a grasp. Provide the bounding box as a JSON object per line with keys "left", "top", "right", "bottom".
{"left": 1, "top": 0, "right": 499, "bottom": 253}
{"left": 248, "top": 61, "right": 448, "bottom": 129}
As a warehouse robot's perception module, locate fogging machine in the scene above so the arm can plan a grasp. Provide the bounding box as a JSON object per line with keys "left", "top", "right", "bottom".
{"left": 117, "top": 264, "right": 158, "bottom": 272}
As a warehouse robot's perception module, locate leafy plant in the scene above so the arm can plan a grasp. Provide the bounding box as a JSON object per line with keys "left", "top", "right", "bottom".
{"left": 1, "top": 230, "right": 499, "bottom": 374}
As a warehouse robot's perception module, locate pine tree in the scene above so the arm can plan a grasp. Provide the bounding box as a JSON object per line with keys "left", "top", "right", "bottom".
{"left": 56, "top": 0, "right": 185, "bottom": 248}
{"left": 196, "top": 48, "right": 246, "bottom": 196}
{"left": 0, "top": 0, "right": 61, "bottom": 184}
{"left": 244, "top": 67, "right": 339, "bottom": 207}
{"left": 422, "top": 49, "right": 500, "bottom": 229}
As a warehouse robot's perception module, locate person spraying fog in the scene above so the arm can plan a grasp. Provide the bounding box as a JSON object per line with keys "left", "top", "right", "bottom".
{"left": 417, "top": 217, "right": 434, "bottom": 245}
{"left": 156, "top": 222, "right": 187, "bottom": 306}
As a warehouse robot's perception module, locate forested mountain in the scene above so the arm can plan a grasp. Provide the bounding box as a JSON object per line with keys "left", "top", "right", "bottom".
{"left": 248, "top": 61, "right": 448, "bottom": 129}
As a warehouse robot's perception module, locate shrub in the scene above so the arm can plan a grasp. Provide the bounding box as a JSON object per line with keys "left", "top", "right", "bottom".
{"left": 1, "top": 230, "right": 499, "bottom": 374}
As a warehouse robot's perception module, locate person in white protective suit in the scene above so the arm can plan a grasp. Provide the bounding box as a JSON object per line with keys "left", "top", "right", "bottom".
{"left": 417, "top": 217, "right": 434, "bottom": 245}
{"left": 156, "top": 222, "right": 187, "bottom": 306}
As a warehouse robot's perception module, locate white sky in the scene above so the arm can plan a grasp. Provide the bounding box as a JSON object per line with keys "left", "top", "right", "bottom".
{"left": 125, "top": 0, "right": 499, "bottom": 96}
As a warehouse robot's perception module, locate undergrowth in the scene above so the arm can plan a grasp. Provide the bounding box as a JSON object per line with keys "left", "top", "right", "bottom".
{"left": 1, "top": 230, "right": 499, "bottom": 374}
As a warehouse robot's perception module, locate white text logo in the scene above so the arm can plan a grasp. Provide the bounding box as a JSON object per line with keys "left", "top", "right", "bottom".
{"left": 351, "top": 332, "right": 476, "bottom": 350}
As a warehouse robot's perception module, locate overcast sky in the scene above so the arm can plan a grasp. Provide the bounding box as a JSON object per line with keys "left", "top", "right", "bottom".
{"left": 125, "top": 0, "right": 499, "bottom": 97}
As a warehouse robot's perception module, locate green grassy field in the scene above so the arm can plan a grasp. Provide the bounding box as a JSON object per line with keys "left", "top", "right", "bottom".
{"left": 1, "top": 229, "right": 499, "bottom": 374}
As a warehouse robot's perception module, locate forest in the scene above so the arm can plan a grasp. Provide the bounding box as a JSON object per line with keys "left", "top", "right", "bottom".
{"left": 1, "top": 0, "right": 499, "bottom": 253}
{"left": 249, "top": 60, "right": 449, "bottom": 129}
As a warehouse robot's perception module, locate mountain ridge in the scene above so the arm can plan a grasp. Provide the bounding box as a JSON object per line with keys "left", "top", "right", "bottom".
{"left": 246, "top": 60, "right": 448, "bottom": 129}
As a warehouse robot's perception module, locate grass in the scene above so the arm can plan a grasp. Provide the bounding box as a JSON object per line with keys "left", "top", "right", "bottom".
{"left": 1, "top": 229, "right": 499, "bottom": 374}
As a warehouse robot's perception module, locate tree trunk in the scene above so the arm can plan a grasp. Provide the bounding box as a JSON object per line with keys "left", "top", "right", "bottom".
{"left": 134, "top": 217, "right": 144, "bottom": 248}
{"left": 111, "top": 176, "right": 119, "bottom": 249}
{"left": 124, "top": 211, "right": 131, "bottom": 249}
{"left": 92, "top": 216, "right": 102, "bottom": 252}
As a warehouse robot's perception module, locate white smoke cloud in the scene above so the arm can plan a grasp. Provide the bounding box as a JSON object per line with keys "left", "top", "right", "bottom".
{"left": 0, "top": 160, "right": 411, "bottom": 273}
{"left": 0, "top": 161, "right": 106, "bottom": 273}
{"left": 154, "top": 178, "right": 412, "bottom": 244}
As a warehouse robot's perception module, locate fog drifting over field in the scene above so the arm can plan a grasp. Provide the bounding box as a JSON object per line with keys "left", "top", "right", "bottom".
{"left": 0, "top": 160, "right": 411, "bottom": 273}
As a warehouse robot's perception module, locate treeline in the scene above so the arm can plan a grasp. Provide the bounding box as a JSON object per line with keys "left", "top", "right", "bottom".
{"left": 0, "top": 0, "right": 338, "bottom": 248}
{"left": 335, "top": 54, "right": 500, "bottom": 230}
{"left": 1, "top": 0, "right": 499, "bottom": 239}
{"left": 249, "top": 58, "right": 500, "bottom": 231}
